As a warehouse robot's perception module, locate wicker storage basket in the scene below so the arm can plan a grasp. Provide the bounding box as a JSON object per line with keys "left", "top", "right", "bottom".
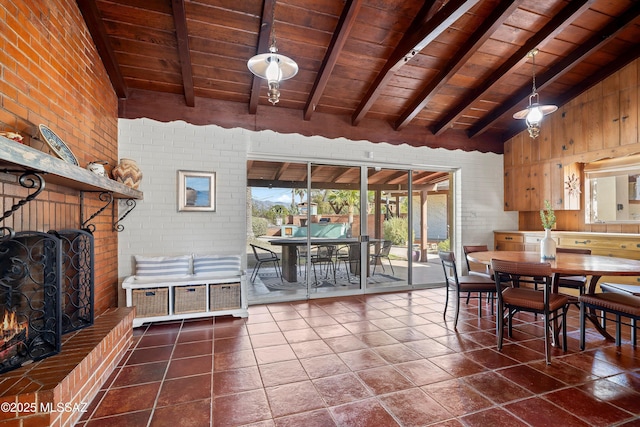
{"left": 174, "top": 285, "right": 207, "bottom": 314}
{"left": 210, "top": 282, "right": 241, "bottom": 311}
{"left": 132, "top": 288, "right": 169, "bottom": 317}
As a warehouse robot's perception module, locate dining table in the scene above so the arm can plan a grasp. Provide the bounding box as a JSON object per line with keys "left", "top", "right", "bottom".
{"left": 466, "top": 250, "right": 640, "bottom": 340}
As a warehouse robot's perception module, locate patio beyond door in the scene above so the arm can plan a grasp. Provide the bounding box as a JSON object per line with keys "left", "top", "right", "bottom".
{"left": 246, "top": 160, "right": 449, "bottom": 304}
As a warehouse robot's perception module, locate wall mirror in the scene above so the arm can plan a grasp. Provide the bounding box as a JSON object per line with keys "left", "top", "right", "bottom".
{"left": 584, "top": 154, "right": 640, "bottom": 223}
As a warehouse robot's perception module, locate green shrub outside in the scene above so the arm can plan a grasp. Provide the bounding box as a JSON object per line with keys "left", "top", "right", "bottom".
{"left": 252, "top": 217, "right": 268, "bottom": 237}
{"left": 383, "top": 217, "right": 410, "bottom": 245}
{"left": 437, "top": 239, "right": 450, "bottom": 251}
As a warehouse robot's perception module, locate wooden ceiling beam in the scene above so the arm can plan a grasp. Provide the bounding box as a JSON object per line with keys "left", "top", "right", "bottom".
{"left": 274, "top": 162, "right": 291, "bottom": 180}
{"left": 468, "top": 0, "right": 640, "bottom": 138}
{"left": 303, "top": 0, "right": 363, "bottom": 121}
{"left": 171, "top": 0, "right": 195, "bottom": 107}
{"left": 413, "top": 171, "right": 449, "bottom": 184}
{"left": 351, "top": 0, "right": 481, "bottom": 126}
{"left": 395, "top": 0, "right": 523, "bottom": 131}
{"left": 386, "top": 171, "right": 409, "bottom": 185}
{"left": 77, "top": 0, "right": 128, "bottom": 98}
{"left": 432, "top": 0, "right": 593, "bottom": 136}
{"left": 249, "top": 0, "right": 275, "bottom": 114}
{"left": 329, "top": 167, "right": 355, "bottom": 183}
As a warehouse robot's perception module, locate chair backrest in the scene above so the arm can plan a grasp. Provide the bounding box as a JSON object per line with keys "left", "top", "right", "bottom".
{"left": 557, "top": 247, "right": 591, "bottom": 255}
{"left": 438, "top": 251, "right": 459, "bottom": 285}
{"left": 491, "top": 259, "right": 553, "bottom": 297}
{"left": 315, "top": 245, "right": 335, "bottom": 260}
{"left": 463, "top": 245, "right": 489, "bottom": 271}
{"left": 251, "top": 244, "right": 273, "bottom": 261}
{"left": 379, "top": 240, "right": 393, "bottom": 256}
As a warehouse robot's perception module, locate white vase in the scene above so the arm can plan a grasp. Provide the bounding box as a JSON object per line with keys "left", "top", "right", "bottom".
{"left": 540, "top": 228, "right": 556, "bottom": 260}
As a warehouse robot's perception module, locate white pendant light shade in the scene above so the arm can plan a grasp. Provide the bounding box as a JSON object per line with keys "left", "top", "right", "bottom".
{"left": 248, "top": 45, "right": 298, "bottom": 105}
{"left": 247, "top": 48, "right": 298, "bottom": 83}
{"left": 513, "top": 49, "right": 557, "bottom": 139}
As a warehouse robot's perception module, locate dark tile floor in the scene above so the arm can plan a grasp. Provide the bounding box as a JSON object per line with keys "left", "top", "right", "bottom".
{"left": 76, "top": 288, "right": 640, "bottom": 427}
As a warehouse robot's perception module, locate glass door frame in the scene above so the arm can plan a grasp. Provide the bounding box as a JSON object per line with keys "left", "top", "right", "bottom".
{"left": 246, "top": 155, "right": 454, "bottom": 305}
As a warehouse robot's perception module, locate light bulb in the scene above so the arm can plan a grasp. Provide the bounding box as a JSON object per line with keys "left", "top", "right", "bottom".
{"left": 265, "top": 56, "right": 282, "bottom": 83}
{"left": 526, "top": 105, "right": 543, "bottom": 125}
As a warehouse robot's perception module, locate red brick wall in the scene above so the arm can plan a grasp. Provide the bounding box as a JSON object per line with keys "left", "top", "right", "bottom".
{"left": 0, "top": 1, "right": 119, "bottom": 313}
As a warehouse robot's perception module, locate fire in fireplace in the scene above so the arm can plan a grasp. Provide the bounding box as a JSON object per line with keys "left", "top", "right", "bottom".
{"left": 0, "top": 229, "right": 95, "bottom": 373}
{"left": 0, "top": 231, "right": 62, "bottom": 373}
{"left": 0, "top": 309, "right": 29, "bottom": 361}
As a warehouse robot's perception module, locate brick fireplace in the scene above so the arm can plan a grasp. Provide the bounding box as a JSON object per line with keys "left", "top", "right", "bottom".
{"left": 0, "top": 1, "right": 138, "bottom": 425}
{"left": 0, "top": 308, "right": 133, "bottom": 426}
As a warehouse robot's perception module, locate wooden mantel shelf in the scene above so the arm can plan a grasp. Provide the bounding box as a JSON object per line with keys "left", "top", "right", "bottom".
{"left": 0, "top": 136, "right": 142, "bottom": 199}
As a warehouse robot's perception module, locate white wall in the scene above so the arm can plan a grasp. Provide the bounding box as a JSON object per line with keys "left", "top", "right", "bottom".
{"left": 117, "top": 118, "right": 517, "bottom": 280}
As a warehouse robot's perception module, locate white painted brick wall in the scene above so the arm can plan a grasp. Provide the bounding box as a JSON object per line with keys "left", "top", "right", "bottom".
{"left": 117, "top": 118, "right": 517, "bottom": 280}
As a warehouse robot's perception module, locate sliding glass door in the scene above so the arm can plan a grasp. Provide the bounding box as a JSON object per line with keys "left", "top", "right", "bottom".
{"left": 246, "top": 160, "right": 451, "bottom": 304}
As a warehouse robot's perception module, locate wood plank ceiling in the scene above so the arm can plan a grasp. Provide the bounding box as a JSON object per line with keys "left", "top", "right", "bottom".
{"left": 79, "top": 0, "right": 640, "bottom": 155}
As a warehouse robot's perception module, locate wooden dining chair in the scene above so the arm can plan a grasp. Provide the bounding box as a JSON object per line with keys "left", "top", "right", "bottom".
{"left": 554, "top": 247, "right": 591, "bottom": 302}
{"left": 491, "top": 259, "right": 570, "bottom": 364}
{"left": 463, "top": 245, "right": 491, "bottom": 278}
{"left": 439, "top": 251, "right": 496, "bottom": 329}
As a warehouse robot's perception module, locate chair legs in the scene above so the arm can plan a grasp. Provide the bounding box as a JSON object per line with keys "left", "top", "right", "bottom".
{"left": 498, "top": 304, "right": 567, "bottom": 365}
{"left": 250, "top": 259, "right": 282, "bottom": 283}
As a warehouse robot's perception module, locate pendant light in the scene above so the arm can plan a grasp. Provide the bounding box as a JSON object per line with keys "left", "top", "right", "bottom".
{"left": 247, "top": 3, "right": 298, "bottom": 105}
{"left": 513, "top": 49, "right": 557, "bottom": 138}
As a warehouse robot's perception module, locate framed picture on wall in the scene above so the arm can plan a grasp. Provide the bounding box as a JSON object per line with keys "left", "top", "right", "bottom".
{"left": 178, "top": 170, "right": 216, "bottom": 212}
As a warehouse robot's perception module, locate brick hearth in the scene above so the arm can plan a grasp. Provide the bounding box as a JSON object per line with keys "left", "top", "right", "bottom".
{"left": 0, "top": 308, "right": 134, "bottom": 427}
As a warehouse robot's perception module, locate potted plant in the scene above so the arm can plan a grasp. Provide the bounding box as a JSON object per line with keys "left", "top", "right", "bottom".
{"left": 539, "top": 200, "right": 557, "bottom": 259}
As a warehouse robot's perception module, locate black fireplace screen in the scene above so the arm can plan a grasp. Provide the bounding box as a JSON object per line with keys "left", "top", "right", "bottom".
{"left": 0, "top": 231, "right": 62, "bottom": 374}
{"left": 50, "top": 229, "right": 94, "bottom": 334}
{"left": 0, "top": 229, "right": 95, "bottom": 373}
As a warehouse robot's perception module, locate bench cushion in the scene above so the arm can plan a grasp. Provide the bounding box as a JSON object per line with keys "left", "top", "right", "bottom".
{"left": 193, "top": 254, "right": 241, "bottom": 276}
{"left": 579, "top": 292, "right": 640, "bottom": 317}
{"left": 134, "top": 255, "right": 191, "bottom": 279}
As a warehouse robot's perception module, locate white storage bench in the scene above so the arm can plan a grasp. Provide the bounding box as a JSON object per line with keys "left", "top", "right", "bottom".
{"left": 122, "top": 254, "right": 248, "bottom": 327}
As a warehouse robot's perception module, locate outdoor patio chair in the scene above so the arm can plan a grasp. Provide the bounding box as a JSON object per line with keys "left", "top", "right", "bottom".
{"left": 338, "top": 243, "right": 360, "bottom": 283}
{"left": 439, "top": 251, "right": 497, "bottom": 329}
{"left": 311, "top": 245, "right": 336, "bottom": 284}
{"left": 491, "top": 258, "right": 570, "bottom": 364}
{"left": 250, "top": 244, "right": 282, "bottom": 282}
{"left": 370, "top": 240, "right": 394, "bottom": 275}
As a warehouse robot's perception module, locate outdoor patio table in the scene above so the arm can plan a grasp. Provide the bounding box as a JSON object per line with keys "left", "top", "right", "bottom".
{"left": 270, "top": 237, "right": 369, "bottom": 282}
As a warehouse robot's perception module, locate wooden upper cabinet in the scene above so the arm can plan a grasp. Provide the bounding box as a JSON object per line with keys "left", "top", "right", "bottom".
{"left": 620, "top": 62, "right": 638, "bottom": 147}
{"left": 550, "top": 162, "right": 565, "bottom": 211}
{"left": 503, "top": 138, "right": 513, "bottom": 167}
{"left": 511, "top": 133, "right": 524, "bottom": 166}
{"left": 603, "top": 91, "right": 620, "bottom": 149}
{"left": 620, "top": 87, "right": 638, "bottom": 146}
{"left": 504, "top": 163, "right": 547, "bottom": 212}
{"left": 502, "top": 61, "right": 639, "bottom": 214}
{"left": 584, "top": 99, "right": 604, "bottom": 152}
{"left": 504, "top": 167, "right": 514, "bottom": 211}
